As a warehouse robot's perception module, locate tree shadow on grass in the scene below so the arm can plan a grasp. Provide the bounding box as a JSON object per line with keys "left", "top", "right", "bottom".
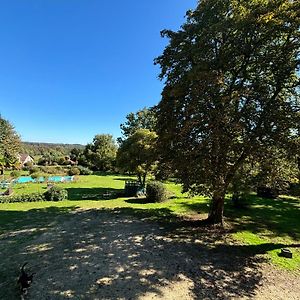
{"left": 183, "top": 194, "right": 300, "bottom": 241}
{"left": 113, "top": 177, "right": 136, "bottom": 182}
{"left": 0, "top": 206, "right": 288, "bottom": 300}
{"left": 125, "top": 198, "right": 150, "bottom": 204}
{"left": 66, "top": 187, "right": 123, "bottom": 200}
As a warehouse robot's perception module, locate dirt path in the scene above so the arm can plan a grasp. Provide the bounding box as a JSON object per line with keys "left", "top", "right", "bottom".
{"left": 1, "top": 209, "right": 299, "bottom": 299}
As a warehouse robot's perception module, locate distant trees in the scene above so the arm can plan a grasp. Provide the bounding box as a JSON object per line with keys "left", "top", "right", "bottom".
{"left": 21, "top": 142, "right": 84, "bottom": 158}
{"left": 0, "top": 116, "right": 21, "bottom": 174}
{"left": 82, "top": 134, "right": 117, "bottom": 171}
{"left": 155, "top": 0, "right": 300, "bottom": 224}
{"left": 117, "top": 129, "right": 158, "bottom": 187}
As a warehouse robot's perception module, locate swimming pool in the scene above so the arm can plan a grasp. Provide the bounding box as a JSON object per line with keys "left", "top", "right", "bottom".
{"left": 15, "top": 176, "right": 74, "bottom": 184}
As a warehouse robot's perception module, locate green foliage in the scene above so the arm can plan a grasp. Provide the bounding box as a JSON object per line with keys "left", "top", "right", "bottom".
{"left": 68, "top": 167, "right": 80, "bottom": 176}
{"left": 40, "top": 166, "right": 67, "bottom": 175}
{"left": 0, "top": 116, "right": 21, "bottom": 173}
{"left": 21, "top": 142, "right": 84, "bottom": 158}
{"left": 146, "top": 181, "right": 168, "bottom": 203}
{"left": 155, "top": 0, "right": 300, "bottom": 223}
{"left": 10, "top": 170, "right": 21, "bottom": 179}
{"left": 117, "top": 129, "right": 158, "bottom": 186}
{"left": 119, "top": 107, "right": 157, "bottom": 142}
{"left": 44, "top": 186, "right": 68, "bottom": 201}
{"left": 289, "top": 183, "right": 300, "bottom": 197}
{"left": 30, "top": 172, "right": 41, "bottom": 180}
{"left": 0, "top": 193, "right": 45, "bottom": 203}
{"left": 254, "top": 148, "right": 298, "bottom": 193}
{"left": 29, "top": 166, "right": 40, "bottom": 174}
{"left": 77, "top": 166, "right": 93, "bottom": 175}
{"left": 83, "top": 134, "right": 117, "bottom": 171}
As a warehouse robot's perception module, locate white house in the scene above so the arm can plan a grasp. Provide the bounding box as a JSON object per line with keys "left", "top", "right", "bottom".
{"left": 17, "top": 154, "right": 34, "bottom": 166}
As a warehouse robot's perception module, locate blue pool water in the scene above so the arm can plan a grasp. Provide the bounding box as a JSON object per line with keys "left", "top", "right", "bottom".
{"left": 16, "top": 176, "right": 74, "bottom": 184}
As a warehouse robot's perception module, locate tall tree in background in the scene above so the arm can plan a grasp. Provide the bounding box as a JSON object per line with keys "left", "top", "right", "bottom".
{"left": 117, "top": 129, "right": 158, "bottom": 187}
{"left": 83, "top": 134, "right": 117, "bottom": 171}
{"left": 0, "top": 116, "right": 21, "bottom": 174}
{"left": 119, "top": 107, "right": 157, "bottom": 143}
{"left": 155, "top": 0, "right": 300, "bottom": 224}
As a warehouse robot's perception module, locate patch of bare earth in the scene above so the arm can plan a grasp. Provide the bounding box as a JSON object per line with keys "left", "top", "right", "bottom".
{"left": 2, "top": 209, "right": 299, "bottom": 299}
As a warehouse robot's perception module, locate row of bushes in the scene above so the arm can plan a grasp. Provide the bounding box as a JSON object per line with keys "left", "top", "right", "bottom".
{"left": 0, "top": 186, "right": 68, "bottom": 203}
{"left": 14, "top": 165, "right": 93, "bottom": 178}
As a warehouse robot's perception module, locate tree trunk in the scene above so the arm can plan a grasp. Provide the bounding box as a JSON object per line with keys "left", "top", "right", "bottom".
{"left": 137, "top": 174, "right": 142, "bottom": 186}
{"left": 142, "top": 174, "right": 146, "bottom": 188}
{"left": 207, "top": 185, "right": 226, "bottom": 225}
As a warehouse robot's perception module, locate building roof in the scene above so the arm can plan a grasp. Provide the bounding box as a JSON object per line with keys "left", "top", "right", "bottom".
{"left": 18, "top": 154, "right": 34, "bottom": 164}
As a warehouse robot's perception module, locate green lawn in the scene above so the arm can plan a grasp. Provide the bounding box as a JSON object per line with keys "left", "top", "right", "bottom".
{"left": 0, "top": 174, "right": 299, "bottom": 271}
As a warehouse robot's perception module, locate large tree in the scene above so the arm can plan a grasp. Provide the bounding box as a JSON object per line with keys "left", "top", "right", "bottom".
{"left": 0, "top": 116, "right": 21, "bottom": 174}
{"left": 117, "top": 129, "right": 158, "bottom": 187}
{"left": 83, "top": 134, "right": 117, "bottom": 171}
{"left": 155, "top": 0, "right": 300, "bottom": 224}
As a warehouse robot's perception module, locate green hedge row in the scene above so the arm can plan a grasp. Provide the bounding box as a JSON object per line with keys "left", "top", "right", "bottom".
{"left": 0, "top": 193, "right": 45, "bottom": 203}
{"left": 0, "top": 186, "right": 68, "bottom": 203}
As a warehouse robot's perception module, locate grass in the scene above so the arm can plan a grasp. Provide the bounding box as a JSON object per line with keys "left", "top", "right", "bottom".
{"left": 0, "top": 174, "right": 299, "bottom": 271}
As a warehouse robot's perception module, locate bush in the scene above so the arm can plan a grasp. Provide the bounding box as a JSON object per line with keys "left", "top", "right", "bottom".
{"left": 77, "top": 166, "right": 93, "bottom": 175}
{"left": 68, "top": 167, "right": 81, "bottom": 176}
{"left": 289, "top": 183, "right": 300, "bottom": 196}
{"left": 44, "top": 186, "right": 68, "bottom": 201}
{"left": 41, "top": 166, "right": 66, "bottom": 175}
{"left": 257, "top": 186, "right": 279, "bottom": 198}
{"left": 29, "top": 166, "right": 40, "bottom": 174}
{"left": 0, "top": 193, "right": 45, "bottom": 203}
{"left": 146, "top": 181, "right": 168, "bottom": 203}
{"left": 10, "top": 170, "right": 21, "bottom": 178}
{"left": 30, "top": 172, "right": 42, "bottom": 181}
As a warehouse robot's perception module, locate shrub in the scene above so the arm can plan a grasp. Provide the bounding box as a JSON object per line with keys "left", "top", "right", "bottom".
{"left": 29, "top": 166, "right": 40, "bottom": 175}
{"left": 0, "top": 193, "right": 45, "bottom": 203}
{"left": 257, "top": 186, "right": 279, "bottom": 199}
{"left": 10, "top": 170, "right": 21, "bottom": 178}
{"left": 44, "top": 186, "right": 68, "bottom": 201}
{"left": 146, "top": 181, "right": 168, "bottom": 203}
{"left": 77, "top": 166, "right": 93, "bottom": 175}
{"left": 41, "top": 166, "right": 66, "bottom": 175}
{"left": 289, "top": 183, "right": 300, "bottom": 196}
{"left": 30, "top": 172, "right": 42, "bottom": 181}
{"left": 68, "top": 167, "right": 80, "bottom": 176}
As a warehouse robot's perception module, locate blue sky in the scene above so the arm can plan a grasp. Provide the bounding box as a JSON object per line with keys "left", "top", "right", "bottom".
{"left": 0, "top": 0, "right": 197, "bottom": 144}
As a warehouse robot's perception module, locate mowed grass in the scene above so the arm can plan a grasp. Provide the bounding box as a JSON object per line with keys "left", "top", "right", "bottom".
{"left": 0, "top": 174, "right": 299, "bottom": 271}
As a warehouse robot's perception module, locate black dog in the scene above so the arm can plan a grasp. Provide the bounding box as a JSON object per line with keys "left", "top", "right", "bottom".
{"left": 17, "top": 263, "right": 35, "bottom": 297}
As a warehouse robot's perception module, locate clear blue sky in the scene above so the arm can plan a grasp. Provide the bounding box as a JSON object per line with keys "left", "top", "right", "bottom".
{"left": 0, "top": 0, "right": 197, "bottom": 144}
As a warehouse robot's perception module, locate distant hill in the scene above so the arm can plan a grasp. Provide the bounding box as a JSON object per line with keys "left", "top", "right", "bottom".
{"left": 21, "top": 142, "right": 85, "bottom": 157}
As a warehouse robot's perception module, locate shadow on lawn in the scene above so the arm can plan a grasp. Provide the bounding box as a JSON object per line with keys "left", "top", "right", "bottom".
{"left": 0, "top": 206, "right": 292, "bottom": 300}
{"left": 183, "top": 194, "right": 300, "bottom": 241}
{"left": 66, "top": 187, "right": 123, "bottom": 200}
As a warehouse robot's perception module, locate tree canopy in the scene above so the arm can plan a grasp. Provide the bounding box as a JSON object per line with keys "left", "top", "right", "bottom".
{"left": 83, "top": 134, "right": 117, "bottom": 171}
{"left": 155, "top": 0, "right": 300, "bottom": 223}
{"left": 119, "top": 107, "right": 157, "bottom": 142}
{"left": 117, "top": 129, "right": 158, "bottom": 186}
{"left": 0, "top": 116, "right": 21, "bottom": 173}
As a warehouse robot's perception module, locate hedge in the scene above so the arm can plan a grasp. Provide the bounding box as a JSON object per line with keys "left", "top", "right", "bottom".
{"left": 0, "top": 193, "right": 45, "bottom": 203}
{"left": 0, "top": 186, "right": 68, "bottom": 203}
